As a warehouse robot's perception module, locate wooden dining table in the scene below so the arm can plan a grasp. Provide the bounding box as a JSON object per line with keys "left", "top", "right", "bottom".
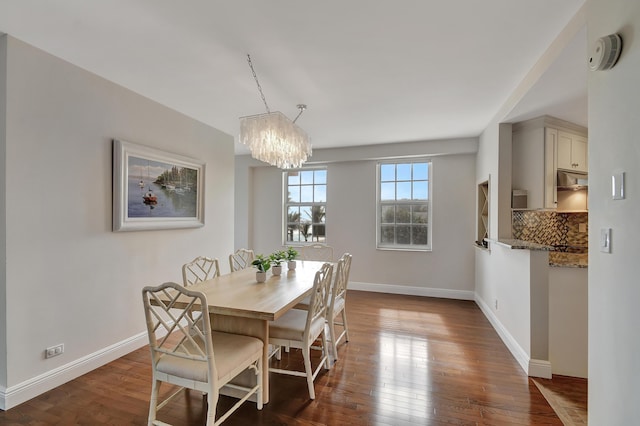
{"left": 178, "top": 260, "right": 328, "bottom": 404}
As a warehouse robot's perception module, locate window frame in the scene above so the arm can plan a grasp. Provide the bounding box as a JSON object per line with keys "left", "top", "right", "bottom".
{"left": 283, "top": 167, "right": 328, "bottom": 246}
{"left": 376, "top": 159, "right": 432, "bottom": 251}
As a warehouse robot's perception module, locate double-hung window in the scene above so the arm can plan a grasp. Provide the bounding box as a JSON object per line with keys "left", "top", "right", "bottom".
{"left": 284, "top": 169, "right": 327, "bottom": 244}
{"left": 377, "top": 160, "right": 431, "bottom": 250}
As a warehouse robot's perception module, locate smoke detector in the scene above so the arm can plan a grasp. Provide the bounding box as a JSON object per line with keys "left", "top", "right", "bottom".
{"left": 589, "top": 33, "right": 622, "bottom": 71}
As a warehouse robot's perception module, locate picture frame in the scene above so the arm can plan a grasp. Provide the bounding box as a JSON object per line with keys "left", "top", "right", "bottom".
{"left": 113, "top": 139, "right": 205, "bottom": 232}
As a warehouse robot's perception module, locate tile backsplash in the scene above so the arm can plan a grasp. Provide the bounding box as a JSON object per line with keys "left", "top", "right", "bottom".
{"left": 512, "top": 210, "right": 588, "bottom": 247}
{"left": 512, "top": 210, "right": 588, "bottom": 267}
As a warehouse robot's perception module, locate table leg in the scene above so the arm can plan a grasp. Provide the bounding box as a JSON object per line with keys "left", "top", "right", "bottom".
{"left": 210, "top": 314, "right": 270, "bottom": 403}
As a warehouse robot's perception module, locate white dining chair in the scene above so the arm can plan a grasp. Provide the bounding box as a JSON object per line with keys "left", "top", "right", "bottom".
{"left": 228, "top": 248, "right": 255, "bottom": 272}
{"left": 142, "top": 281, "right": 263, "bottom": 426}
{"left": 299, "top": 244, "right": 334, "bottom": 262}
{"left": 293, "top": 253, "right": 353, "bottom": 361}
{"left": 182, "top": 256, "right": 221, "bottom": 286}
{"left": 268, "top": 262, "right": 333, "bottom": 400}
{"left": 327, "top": 253, "right": 353, "bottom": 361}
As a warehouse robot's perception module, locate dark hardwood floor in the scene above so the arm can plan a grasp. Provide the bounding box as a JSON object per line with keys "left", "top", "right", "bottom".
{"left": 0, "top": 291, "right": 586, "bottom": 425}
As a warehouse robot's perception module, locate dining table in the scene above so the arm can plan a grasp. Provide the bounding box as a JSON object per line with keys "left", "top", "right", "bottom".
{"left": 175, "top": 259, "right": 328, "bottom": 404}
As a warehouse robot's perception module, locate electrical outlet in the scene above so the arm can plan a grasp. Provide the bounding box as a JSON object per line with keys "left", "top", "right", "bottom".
{"left": 579, "top": 223, "right": 587, "bottom": 233}
{"left": 45, "top": 344, "right": 64, "bottom": 359}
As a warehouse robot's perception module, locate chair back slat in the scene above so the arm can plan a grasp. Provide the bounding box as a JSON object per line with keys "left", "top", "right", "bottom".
{"left": 182, "top": 256, "right": 220, "bottom": 286}
{"left": 229, "top": 249, "right": 255, "bottom": 272}
{"left": 305, "top": 262, "right": 333, "bottom": 335}
{"left": 329, "top": 253, "right": 352, "bottom": 314}
{"left": 300, "top": 244, "right": 334, "bottom": 261}
{"left": 334, "top": 253, "right": 352, "bottom": 299}
{"left": 142, "top": 282, "right": 215, "bottom": 367}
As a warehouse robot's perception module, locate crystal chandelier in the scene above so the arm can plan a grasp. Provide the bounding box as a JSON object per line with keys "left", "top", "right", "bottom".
{"left": 239, "top": 55, "right": 312, "bottom": 169}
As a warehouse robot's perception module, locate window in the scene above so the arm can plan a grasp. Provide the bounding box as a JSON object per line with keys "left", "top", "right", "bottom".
{"left": 285, "top": 169, "right": 327, "bottom": 244}
{"left": 377, "top": 160, "right": 431, "bottom": 250}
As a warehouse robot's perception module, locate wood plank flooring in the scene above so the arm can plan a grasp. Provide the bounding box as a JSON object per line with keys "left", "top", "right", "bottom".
{"left": 0, "top": 290, "right": 587, "bottom": 425}
{"left": 533, "top": 377, "right": 588, "bottom": 425}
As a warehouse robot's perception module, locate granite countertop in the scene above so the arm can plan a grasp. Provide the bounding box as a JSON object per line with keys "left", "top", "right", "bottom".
{"left": 484, "top": 239, "right": 588, "bottom": 268}
{"left": 549, "top": 252, "right": 588, "bottom": 268}
{"left": 485, "top": 239, "right": 554, "bottom": 251}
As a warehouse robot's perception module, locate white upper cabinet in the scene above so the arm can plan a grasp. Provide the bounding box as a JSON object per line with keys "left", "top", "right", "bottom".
{"left": 512, "top": 116, "right": 587, "bottom": 210}
{"left": 544, "top": 128, "right": 558, "bottom": 209}
{"left": 512, "top": 122, "right": 557, "bottom": 209}
{"left": 557, "top": 131, "right": 588, "bottom": 172}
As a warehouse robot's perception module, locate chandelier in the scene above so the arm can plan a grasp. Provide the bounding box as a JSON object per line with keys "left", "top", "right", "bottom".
{"left": 239, "top": 55, "right": 312, "bottom": 169}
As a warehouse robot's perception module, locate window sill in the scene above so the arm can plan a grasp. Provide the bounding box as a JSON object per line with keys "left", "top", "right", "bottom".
{"left": 376, "top": 246, "right": 432, "bottom": 253}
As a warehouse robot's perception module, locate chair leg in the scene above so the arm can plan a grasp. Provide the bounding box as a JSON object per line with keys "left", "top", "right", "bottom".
{"left": 328, "top": 318, "right": 338, "bottom": 363}
{"left": 148, "top": 379, "right": 160, "bottom": 426}
{"left": 208, "top": 389, "right": 219, "bottom": 426}
{"left": 320, "top": 329, "right": 331, "bottom": 370}
{"left": 342, "top": 309, "right": 350, "bottom": 342}
{"left": 301, "top": 344, "right": 316, "bottom": 399}
{"left": 148, "top": 380, "right": 161, "bottom": 426}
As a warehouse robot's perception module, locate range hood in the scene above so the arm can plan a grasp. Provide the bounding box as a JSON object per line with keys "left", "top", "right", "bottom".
{"left": 557, "top": 170, "right": 588, "bottom": 189}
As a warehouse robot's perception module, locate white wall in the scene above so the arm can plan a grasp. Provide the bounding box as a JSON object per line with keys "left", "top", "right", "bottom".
{"left": 474, "top": 7, "right": 587, "bottom": 379}
{"left": 233, "top": 155, "right": 258, "bottom": 251}
{"left": 251, "top": 165, "right": 283, "bottom": 253}
{"left": 475, "top": 243, "right": 551, "bottom": 377}
{"left": 0, "top": 34, "right": 7, "bottom": 388}
{"left": 549, "top": 267, "right": 588, "bottom": 378}
{"left": 470, "top": 121, "right": 515, "bottom": 244}
{"left": 236, "top": 138, "right": 478, "bottom": 298}
{"left": 474, "top": 123, "right": 508, "bottom": 315}
{"left": 0, "top": 35, "right": 235, "bottom": 408}
{"left": 587, "top": 0, "right": 640, "bottom": 422}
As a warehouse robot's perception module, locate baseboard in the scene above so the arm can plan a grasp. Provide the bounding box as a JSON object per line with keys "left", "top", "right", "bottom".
{"left": 529, "top": 359, "right": 552, "bottom": 379}
{"left": 349, "top": 281, "right": 475, "bottom": 300}
{"left": 0, "top": 332, "right": 148, "bottom": 410}
{"left": 474, "top": 295, "right": 531, "bottom": 375}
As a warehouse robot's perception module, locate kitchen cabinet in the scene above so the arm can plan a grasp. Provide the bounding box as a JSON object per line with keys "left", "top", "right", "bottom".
{"left": 512, "top": 120, "right": 557, "bottom": 209}
{"left": 557, "top": 131, "right": 588, "bottom": 172}
{"left": 511, "top": 116, "right": 587, "bottom": 210}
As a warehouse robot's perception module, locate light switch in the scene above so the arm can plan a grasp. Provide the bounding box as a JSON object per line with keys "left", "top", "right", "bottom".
{"left": 612, "top": 172, "right": 625, "bottom": 200}
{"left": 600, "top": 228, "right": 611, "bottom": 253}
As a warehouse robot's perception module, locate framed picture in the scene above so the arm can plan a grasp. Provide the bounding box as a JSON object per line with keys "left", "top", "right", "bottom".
{"left": 113, "top": 139, "right": 205, "bottom": 232}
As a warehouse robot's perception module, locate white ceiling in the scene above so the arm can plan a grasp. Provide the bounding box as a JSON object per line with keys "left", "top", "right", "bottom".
{"left": 0, "top": 0, "right": 587, "bottom": 154}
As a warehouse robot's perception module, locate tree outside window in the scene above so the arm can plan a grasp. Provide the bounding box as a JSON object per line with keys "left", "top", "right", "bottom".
{"left": 378, "top": 161, "right": 431, "bottom": 250}
{"left": 285, "top": 169, "right": 327, "bottom": 243}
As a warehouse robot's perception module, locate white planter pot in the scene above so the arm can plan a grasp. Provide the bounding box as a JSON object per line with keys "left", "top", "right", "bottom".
{"left": 256, "top": 271, "right": 267, "bottom": 283}
{"left": 272, "top": 265, "right": 282, "bottom": 276}
{"left": 287, "top": 260, "right": 297, "bottom": 270}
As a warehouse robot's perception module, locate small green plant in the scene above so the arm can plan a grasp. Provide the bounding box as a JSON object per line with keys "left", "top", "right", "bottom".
{"left": 270, "top": 250, "right": 286, "bottom": 266}
{"left": 251, "top": 254, "right": 271, "bottom": 272}
{"left": 285, "top": 247, "right": 299, "bottom": 261}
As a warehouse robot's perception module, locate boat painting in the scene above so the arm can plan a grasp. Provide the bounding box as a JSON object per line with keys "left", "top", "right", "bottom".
{"left": 127, "top": 156, "right": 198, "bottom": 218}
{"left": 142, "top": 189, "right": 158, "bottom": 205}
{"left": 113, "top": 139, "right": 205, "bottom": 232}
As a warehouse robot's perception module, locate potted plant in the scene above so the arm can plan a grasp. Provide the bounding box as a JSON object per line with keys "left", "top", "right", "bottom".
{"left": 251, "top": 254, "right": 271, "bottom": 283}
{"left": 285, "top": 247, "right": 299, "bottom": 270}
{"left": 270, "top": 250, "right": 286, "bottom": 276}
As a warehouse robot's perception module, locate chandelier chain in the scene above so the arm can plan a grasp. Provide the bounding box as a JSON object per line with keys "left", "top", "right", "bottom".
{"left": 246, "top": 54, "right": 270, "bottom": 113}
{"left": 293, "top": 104, "right": 306, "bottom": 123}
